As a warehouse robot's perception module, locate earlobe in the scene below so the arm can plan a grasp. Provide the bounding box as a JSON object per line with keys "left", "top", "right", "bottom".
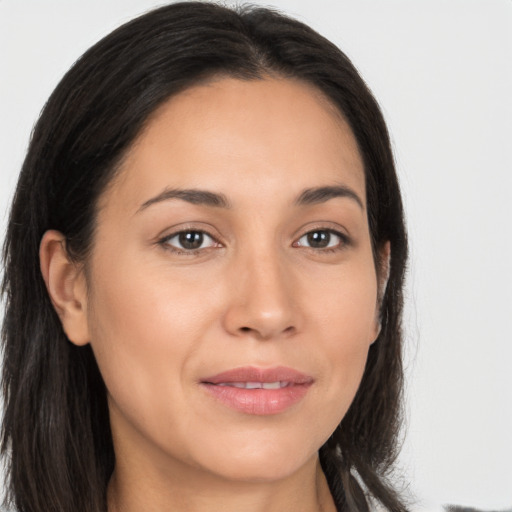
{"left": 39, "top": 230, "right": 90, "bottom": 346}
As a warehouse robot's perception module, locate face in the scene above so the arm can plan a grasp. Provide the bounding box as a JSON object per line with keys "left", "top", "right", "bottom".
{"left": 81, "top": 77, "right": 382, "bottom": 484}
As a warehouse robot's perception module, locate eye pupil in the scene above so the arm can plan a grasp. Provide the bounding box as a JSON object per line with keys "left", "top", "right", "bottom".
{"left": 179, "top": 231, "right": 204, "bottom": 249}
{"left": 307, "top": 231, "right": 330, "bottom": 248}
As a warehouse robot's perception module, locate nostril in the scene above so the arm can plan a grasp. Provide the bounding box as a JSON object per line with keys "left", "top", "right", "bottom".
{"left": 237, "top": 325, "right": 295, "bottom": 338}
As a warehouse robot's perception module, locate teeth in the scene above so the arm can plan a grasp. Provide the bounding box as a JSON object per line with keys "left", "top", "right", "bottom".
{"left": 216, "top": 381, "right": 288, "bottom": 389}
{"left": 246, "top": 381, "right": 261, "bottom": 389}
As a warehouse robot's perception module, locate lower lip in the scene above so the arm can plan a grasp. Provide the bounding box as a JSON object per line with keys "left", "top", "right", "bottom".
{"left": 201, "top": 383, "right": 311, "bottom": 415}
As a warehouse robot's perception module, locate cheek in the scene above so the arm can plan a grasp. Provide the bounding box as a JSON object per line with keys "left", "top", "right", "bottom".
{"left": 308, "top": 259, "right": 379, "bottom": 343}
{"left": 84, "top": 255, "right": 221, "bottom": 425}
{"left": 305, "top": 264, "right": 378, "bottom": 408}
{"left": 87, "top": 249, "right": 220, "bottom": 347}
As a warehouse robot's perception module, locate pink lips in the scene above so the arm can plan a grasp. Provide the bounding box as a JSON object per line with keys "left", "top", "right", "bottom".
{"left": 201, "top": 366, "right": 313, "bottom": 415}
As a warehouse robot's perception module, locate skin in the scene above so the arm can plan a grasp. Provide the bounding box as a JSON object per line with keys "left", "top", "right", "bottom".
{"left": 40, "top": 77, "right": 388, "bottom": 512}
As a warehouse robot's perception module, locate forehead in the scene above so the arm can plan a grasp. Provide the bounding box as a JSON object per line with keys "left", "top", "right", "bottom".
{"left": 105, "top": 77, "right": 366, "bottom": 212}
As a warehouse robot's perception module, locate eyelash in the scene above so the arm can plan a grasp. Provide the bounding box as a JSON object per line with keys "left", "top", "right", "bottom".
{"left": 158, "top": 228, "right": 350, "bottom": 255}
{"left": 158, "top": 229, "right": 221, "bottom": 256}
{"left": 292, "top": 229, "right": 350, "bottom": 253}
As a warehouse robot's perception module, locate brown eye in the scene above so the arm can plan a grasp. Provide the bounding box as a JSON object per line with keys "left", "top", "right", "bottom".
{"left": 179, "top": 231, "right": 204, "bottom": 249}
{"left": 295, "top": 229, "right": 347, "bottom": 250}
{"left": 163, "top": 230, "right": 217, "bottom": 251}
{"left": 306, "top": 231, "right": 331, "bottom": 248}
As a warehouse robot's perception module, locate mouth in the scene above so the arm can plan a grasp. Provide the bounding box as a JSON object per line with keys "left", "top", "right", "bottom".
{"left": 200, "top": 366, "right": 314, "bottom": 415}
{"left": 215, "top": 381, "right": 292, "bottom": 389}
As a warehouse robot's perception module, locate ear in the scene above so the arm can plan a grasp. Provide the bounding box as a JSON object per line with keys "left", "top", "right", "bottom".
{"left": 39, "top": 230, "right": 90, "bottom": 346}
{"left": 377, "top": 241, "right": 391, "bottom": 305}
{"left": 371, "top": 241, "right": 391, "bottom": 343}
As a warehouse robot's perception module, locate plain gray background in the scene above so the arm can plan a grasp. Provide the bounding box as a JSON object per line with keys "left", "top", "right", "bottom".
{"left": 1, "top": 1, "right": 511, "bottom": 510}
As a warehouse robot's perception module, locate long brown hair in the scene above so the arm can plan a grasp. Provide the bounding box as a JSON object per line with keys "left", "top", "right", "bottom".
{"left": 1, "top": 3, "right": 408, "bottom": 511}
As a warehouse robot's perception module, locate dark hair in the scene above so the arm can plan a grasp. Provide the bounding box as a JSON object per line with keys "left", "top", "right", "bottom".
{"left": 1, "top": 2, "right": 408, "bottom": 511}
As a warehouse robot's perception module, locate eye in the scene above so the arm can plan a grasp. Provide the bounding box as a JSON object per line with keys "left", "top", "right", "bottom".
{"left": 294, "top": 229, "right": 347, "bottom": 250}
{"left": 161, "top": 230, "right": 218, "bottom": 252}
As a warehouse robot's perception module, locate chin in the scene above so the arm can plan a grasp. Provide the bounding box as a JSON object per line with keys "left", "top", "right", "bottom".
{"left": 192, "top": 432, "right": 322, "bottom": 483}
{"left": 211, "top": 456, "right": 311, "bottom": 483}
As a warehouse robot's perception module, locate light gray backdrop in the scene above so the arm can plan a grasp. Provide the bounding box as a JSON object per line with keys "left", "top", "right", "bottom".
{"left": 1, "top": 1, "right": 511, "bottom": 510}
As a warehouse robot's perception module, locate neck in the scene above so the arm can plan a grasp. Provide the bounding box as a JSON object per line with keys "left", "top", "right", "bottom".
{"left": 107, "top": 453, "right": 336, "bottom": 512}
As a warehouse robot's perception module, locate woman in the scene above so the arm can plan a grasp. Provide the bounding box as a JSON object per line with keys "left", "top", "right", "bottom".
{"left": 1, "top": 2, "right": 408, "bottom": 511}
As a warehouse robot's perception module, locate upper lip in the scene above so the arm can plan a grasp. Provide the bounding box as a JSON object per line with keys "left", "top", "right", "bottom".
{"left": 201, "top": 366, "right": 314, "bottom": 385}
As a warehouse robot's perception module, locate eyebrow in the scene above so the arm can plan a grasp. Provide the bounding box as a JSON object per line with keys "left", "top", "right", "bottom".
{"left": 138, "top": 188, "right": 231, "bottom": 212}
{"left": 295, "top": 185, "right": 364, "bottom": 210}
{"left": 137, "top": 184, "right": 363, "bottom": 213}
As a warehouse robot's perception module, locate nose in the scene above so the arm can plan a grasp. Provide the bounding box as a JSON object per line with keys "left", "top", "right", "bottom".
{"left": 222, "top": 248, "right": 300, "bottom": 341}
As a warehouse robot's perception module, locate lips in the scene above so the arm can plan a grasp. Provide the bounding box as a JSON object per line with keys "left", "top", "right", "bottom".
{"left": 201, "top": 366, "right": 313, "bottom": 415}
{"left": 217, "top": 381, "right": 289, "bottom": 389}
